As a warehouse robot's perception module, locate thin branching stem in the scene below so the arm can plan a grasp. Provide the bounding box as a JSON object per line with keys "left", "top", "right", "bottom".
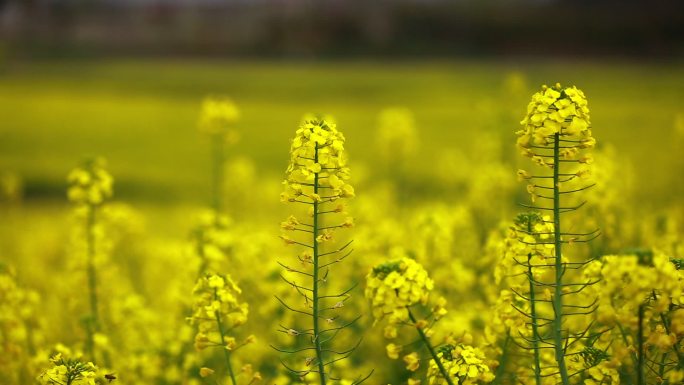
{"left": 552, "top": 132, "right": 570, "bottom": 384}
{"left": 214, "top": 288, "right": 237, "bottom": 385}
{"left": 312, "top": 143, "right": 327, "bottom": 385}
{"left": 526, "top": 218, "right": 542, "bottom": 385}
{"left": 407, "top": 308, "right": 454, "bottom": 385}
{"left": 492, "top": 332, "right": 511, "bottom": 385}
{"left": 85, "top": 205, "right": 99, "bottom": 362}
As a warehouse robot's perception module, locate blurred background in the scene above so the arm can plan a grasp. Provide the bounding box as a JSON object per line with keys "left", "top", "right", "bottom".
{"left": 1, "top": 2, "right": 684, "bottom": 383}
{"left": 1, "top": 0, "right": 683, "bottom": 212}
{"left": 2, "top": 0, "right": 683, "bottom": 58}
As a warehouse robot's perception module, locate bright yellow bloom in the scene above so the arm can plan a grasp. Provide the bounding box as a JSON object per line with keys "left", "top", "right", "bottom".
{"left": 281, "top": 117, "right": 354, "bottom": 203}
{"left": 189, "top": 274, "right": 248, "bottom": 351}
{"left": 403, "top": 352, "right": 420, "bottom": 372}
{"left": 365, "top": 257, "right": 434, "bottom": 323}
{"left": 517, "top": 83, "right": 594, "bottom": 162}
{"left": 386, "top": 343, "right": 402, "bottom": 359}
{"left": 38, "top": 354, "right": 99, "bottom": 385}
{"left": 426, "top": 345, "right": 493, "bottom": 385}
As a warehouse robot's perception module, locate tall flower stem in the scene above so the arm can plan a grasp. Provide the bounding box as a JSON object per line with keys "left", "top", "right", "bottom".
{"left": 492, "top": 332, "right": 511, "bottom": 385}
{"left": 526, "top": 218, "right": 542, "bottom": 385}
{"left": 406, "top": 308, "right": 454, "bottom": 385}
{"left": 279, "top": 118, "right": 364, "bottom": 383}
{"left": 214, "top": 288, "right": 237, "bottom": 385}
{"left": 552, "top": 132, "right": 570, "bottom": 384}
{"left": 85, "top": 204, "right": 99, "bottom": 360}
{"left": 312, "top": 143, "right": 327, "bottom": 385}
{"left": 636, "top": 304, "right": 645, "bottom": 385}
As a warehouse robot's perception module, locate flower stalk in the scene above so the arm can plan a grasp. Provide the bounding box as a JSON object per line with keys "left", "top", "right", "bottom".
{"left": 67, "top": 158, "right": 113, "bottom": 363}
{"left": 198, "top": 97, "right": 240, "bottom": 217}
{"left": 278, "top": 116, "right": 368, "bottom": 384}
{"left": 551, "top": 131, "right": 570, "bottom": 383}
{"left": 214, "top": 287, "right": 238, "bottom": 385}
{"left": 516, "top": 83, "right": 598, "bottom": 385}
{"left": 406, "top": 307, "right": 454, "bottom": 385}
{"left": 525, "top": 215, "right": 542, "bottom": 385}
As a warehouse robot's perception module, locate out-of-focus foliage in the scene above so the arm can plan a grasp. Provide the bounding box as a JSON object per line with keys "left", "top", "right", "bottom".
{"left": 0, "top": 61, "right": 683, "bottom": 384}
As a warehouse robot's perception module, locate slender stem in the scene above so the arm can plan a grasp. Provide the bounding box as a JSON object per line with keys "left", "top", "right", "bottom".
{"left": 527, "top": 219, "right": 542, "bottom": 385}
{"left": 407, "top": 308, "right": 455, "bottom": 385}
{"left": 85, "top": 204, "right": 98, "bottom": 360}
{"left": 552, "top": 132, "right": 570, "bottom": 384}
{"left": 312, "top": 144, "right": 327, "bottom": 385}
{"left": 211, "top": 134, "right": 225, "bottom": 216}
{"left": 616, "top": 322, "right": 636, "bottom": 385}
{"left": 658, "top": 351, "right": 669, "bottom": 381}
{"left": 637, "top": 304, "right": 645, "bottom": 385}
{"left": 492, "top": 332, "right": 511, "bottom": 385}
{"left": 214, "top": 288, "right": 237, "bottom": 385}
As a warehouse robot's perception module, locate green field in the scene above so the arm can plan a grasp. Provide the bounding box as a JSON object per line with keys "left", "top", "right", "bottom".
{"left": 1, "top": 59, "right": 682, "bottom": 207}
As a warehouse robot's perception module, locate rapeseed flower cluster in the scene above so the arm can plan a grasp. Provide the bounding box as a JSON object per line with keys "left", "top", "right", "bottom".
{"left": 189, "top": 274, "right": 250, "bottom": 352}
{"left": 365, "top": 257, "right": 434, "bottom": 323}
{"left": 190, "top": 210, "right": 234, "bottom": 274}
{"left": 517, "top": 83, "right": 595, "bottom": 171}
{"left": 426, "top": 344, "right": 494, "bottom": 385}
{"left": 281, "top": 118, "right": 354, "bottom": 203}
{"left": 38, "top": 352, "right": 99, "bottom": 385}
{"left": 504, "top": 212, "right": 554, "bottom": 266}
{"left": 517, "top": 84, "right": 594, "bottom": 149}
{"left": 590, "top": 252, "right": 683, "bottom": 327}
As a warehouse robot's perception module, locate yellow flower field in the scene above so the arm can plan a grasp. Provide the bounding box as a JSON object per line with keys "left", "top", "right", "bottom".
{"left": 1, "top": 60, "right": 683, "bottom": 385}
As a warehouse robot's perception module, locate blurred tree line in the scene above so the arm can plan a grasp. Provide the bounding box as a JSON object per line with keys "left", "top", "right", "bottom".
{"left": 1, "top": 0, "right": 683, "bottom": 58}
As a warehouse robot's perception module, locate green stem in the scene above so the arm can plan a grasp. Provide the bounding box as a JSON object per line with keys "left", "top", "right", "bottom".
{"left": 658, "top": 351, "right": 669, "bottom": 382}
{"left": 552, "top": 132, "right": 570, "bottom": 384}
{"left": 85, "top": 205, "right": 98, "bottom": 360}
{"left": 526, "top": 217, "right": 542, "bottom": 385}
{"left": 407, "top": 308, "right": 455, "bottom": 385}
{"left": 312, "top": 144, "right": 327, "bottom": 385}
{"left": 214, "top": 288, "right": 237, "bottom": 385}
{"left": 211, "top": 133, "right": 225, "bottom": 216}
{"left": 616, "top": 322, "right": 636, "bottom": 385}
{"left": 637, "top": 304, "right": 645, "bottom": 385}
{"left": 492, "top": 331, "right": 511, "bottom": 385}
